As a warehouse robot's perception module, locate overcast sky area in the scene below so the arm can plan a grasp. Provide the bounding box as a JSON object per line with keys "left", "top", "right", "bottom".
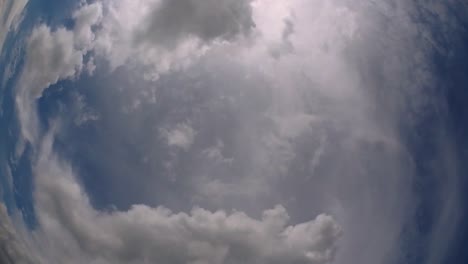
{"left": 0, "top": 0, "right": 468, "bottom": 263}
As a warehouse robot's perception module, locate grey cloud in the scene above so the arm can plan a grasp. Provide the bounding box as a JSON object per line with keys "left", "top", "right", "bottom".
{"left": 0, "top": 205, "right": 33, "bottom": 264}
{"left": 19, "top": 129, "right": 341, "bottom": 264}
{"left": 136, "top": 0, "right": 254, "bottom": 47}
{"left": 270, "top": 18, "right": 295, "bottom": 58}
{"left": 3, "top": 1, "right": 464, "bottom": 264}
{"left": 93, "top": 0, "right": 255, "bottom": 77}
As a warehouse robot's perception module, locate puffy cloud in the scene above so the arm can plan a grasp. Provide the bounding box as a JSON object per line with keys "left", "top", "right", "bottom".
{"left": 136, "top": 0, "right": 254, "bottom": 46}
{"left": 14, "top": 2, "right": 102, "bottom": 145}
{"left": 4, "top": 1, "right": 464, "bottom": 264}
{"left": 72, "top": 2, "right": 103, "bottom": 49}
{"left": 17, "top": 2, "right": 102, "bottom": 100}
{"left": 21, "top": 26, "right": 83, "bottom": 99}
{"left": 13, "top": 0, "right": 253, "bottom": 129}
{"left": 5, "top": 129, "right": 341, "bottom": 264}
{"left": 7, "top": 3, "right": 362, "bottom": 263}
{"left": 13, "top": 0, "right": 254, "bottom": 146}
{"left": 93, "top": 0, "right": 254, "bottom": 78}
{"left": 163, "top": 123, "right": 196, "bottom": 150}
{"left": 15, "top": 25, "right": 83, "bottom": 145}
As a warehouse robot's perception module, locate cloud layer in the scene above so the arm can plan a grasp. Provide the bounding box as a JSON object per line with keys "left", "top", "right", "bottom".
{"left": 1, "top": 0, "right": 464, "bottom": 264}
{"left": 5, "top": 1, "right": 345, "bottom": 263}
{"left": 28, "top": 130, "right": 342, "bottom": 264}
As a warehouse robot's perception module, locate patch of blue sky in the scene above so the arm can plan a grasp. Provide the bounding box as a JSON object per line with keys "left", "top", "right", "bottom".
{"left": 0, "top": 0, "right": 100, "bottom": 230}
{"left": 0, "top": 0, "right": 82, "bottom": 229}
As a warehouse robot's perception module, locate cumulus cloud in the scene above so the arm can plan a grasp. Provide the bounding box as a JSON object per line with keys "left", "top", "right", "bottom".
{"left": 21, "top": 26, "right": 83, "bottom": 98}
{"left": 15, "top": 25, "right": 83, "bottom": 145}
{"left": 136, "top": 0, "right": 254, "bottom": 46}
{"left": 72, "top": 2, "right": 103, "bottom": 49}
{"left": 14, "top": 2, "right": 102, "bottom": 145}
{"left": 13, "top": 0, "right": 254, "bottom": 144}
{"left": 7, "top": 2, "right": 383, "bottom": 264}
{"left": 163, "top": 123, "right": 196, "bottom": 150}
{"left": 2, "top": 128, "right": 341, "bottom": 264}
{"left": 3, "top": 0, "right": 464, "bottom": 264}
{"left": 92, "top": 0, "right": 255, "bottom": 78}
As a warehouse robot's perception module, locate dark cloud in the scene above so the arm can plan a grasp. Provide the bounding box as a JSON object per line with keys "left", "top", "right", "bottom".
{"left": 137, "top": 0, "right": 255, "bottom": 47}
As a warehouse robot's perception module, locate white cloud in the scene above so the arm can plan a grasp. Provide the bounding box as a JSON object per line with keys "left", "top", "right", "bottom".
{"left": 14, "top": 2, "right": 102, "bottom": 145}
{"left": 19, "top": 2, "right": 102, "bottom": 98}
{"left": 72, "top": 2, "right": 103, "bottom": 50}
{"left": 0, "top": 128, "right": 341, "bottom": 264}
{"left": 163, "top": 123, "right": 196, "bottom": 151}
{"left": 13, "top": 0, "right": 253, "bottom": 146}
{"left": 135, "top": 0, "right": 254, "bottom": 46}
{"left": 4, "top": 1, "right": 463, "bottom": 264}
{"left": 21, "top": 26, "right": 83, "bottom": 98}
{"left": 92, "top": 0, "right": 254, "bottom": 79}
{"left": 15, "top": 25, "right": 83, "bottom": 145}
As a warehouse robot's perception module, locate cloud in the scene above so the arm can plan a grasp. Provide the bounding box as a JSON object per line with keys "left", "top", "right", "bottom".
{"left": 13, "top": 0, "right": 254, "bottom": 145}
{"left": 0, "top": 128, "right": 341, "bottom": 264}
{"left": 15, "top": 25, "right": 83, "bottom": 146}
{"left": 92, "top": 0, "right": 255, "bottom": 79}
{"left": 0, "top": 0, "right": 28, "bottom": 88}
{"left": 20, "top": 2, "right": 102, "bottom": 97}
{"left": 72, "top": 2, "right": 103, "bottom": 49}
{"left": 0, "top": 0, "right": 28, "bottom": 54}
{"left": 163, "top": 123, "right": 196, "bottom": 151}
{"left": 136, "top": 0, "right": 254, "bottom": 47}
{"left": 3, "top": 1, "right": 465, "bottom": 264}
{"left": 0, "top": 205, "right": 33, "bottom": 264}
{"left": 21, "top": 26, "right": 83, "bottom": 99}
{"left": 71, "top": 92, "right": 100, "bottom": 126}
{"left": 14, "top": 2, "right": 102, "bottom": 145}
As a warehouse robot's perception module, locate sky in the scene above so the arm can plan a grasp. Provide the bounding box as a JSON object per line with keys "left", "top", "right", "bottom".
{"left": 0, "top": 0, "right": 467, "bottom": 263}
